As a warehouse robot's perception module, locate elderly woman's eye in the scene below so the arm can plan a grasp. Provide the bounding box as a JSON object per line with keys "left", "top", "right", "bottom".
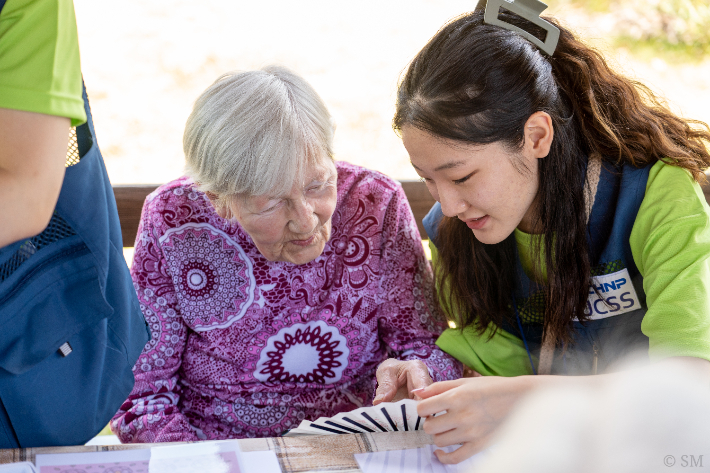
{"left": 307, "top": 182, "right": 326, "bottom": 193}
{"left": 259, "top": 201, "right": 282, "bottom": 214}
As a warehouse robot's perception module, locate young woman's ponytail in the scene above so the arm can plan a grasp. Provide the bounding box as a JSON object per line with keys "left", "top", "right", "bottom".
{"left": 549, "top": 20, "right": 710, "bottom": 178}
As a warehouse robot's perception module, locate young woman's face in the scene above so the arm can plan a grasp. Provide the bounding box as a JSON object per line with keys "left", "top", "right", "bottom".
{"left": 225, "top": 158, "right": 338, "bottom": 265}
{"left": 402, "top": 126, "right": 542, "bottom": 245}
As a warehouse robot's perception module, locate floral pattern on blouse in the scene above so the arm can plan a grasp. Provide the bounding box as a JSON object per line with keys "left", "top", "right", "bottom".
{"left": 111, "top": 161, "right": 461, "bottom": 442}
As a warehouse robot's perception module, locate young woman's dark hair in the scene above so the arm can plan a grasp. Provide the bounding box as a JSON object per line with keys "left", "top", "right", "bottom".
{"left": 393, "top": 7, "right": 710, "bottom": 346}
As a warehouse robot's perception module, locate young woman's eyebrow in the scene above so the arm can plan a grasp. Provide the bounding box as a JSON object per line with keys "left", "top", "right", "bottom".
{"left": 435, "top": 160, "right": 467, "bottom": 172}
{"left": 410, "top": 160, "right": 467, "bottom": 172}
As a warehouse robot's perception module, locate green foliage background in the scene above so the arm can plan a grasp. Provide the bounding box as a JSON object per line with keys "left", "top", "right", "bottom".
{"left": 550, "top": 0, "right": 710, "bottom": 61}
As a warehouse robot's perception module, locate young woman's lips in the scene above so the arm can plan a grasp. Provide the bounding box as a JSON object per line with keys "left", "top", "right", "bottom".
{"left": 464, "top": 215, "right": 489, "bottom": 230}
{"left": 290, "top": 234, "right": 316, "bottom": 247}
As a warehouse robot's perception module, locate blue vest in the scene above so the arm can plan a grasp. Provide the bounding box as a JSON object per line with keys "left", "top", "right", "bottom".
{"left": 423, "top": 162, "right": 652, "bottom": 375}
{"left": 0, "top": 84, "right": 150, "bottom": 447}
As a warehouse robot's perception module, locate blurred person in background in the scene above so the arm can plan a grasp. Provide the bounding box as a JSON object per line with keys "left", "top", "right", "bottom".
{"left": 474, "top": 362, "right": 710, "bottom": 473}
{"left": 111, "top": 66, "right": 460, "bottom": 442}
{"left": 0, "top": 0, "right": 148, "bottom": 447}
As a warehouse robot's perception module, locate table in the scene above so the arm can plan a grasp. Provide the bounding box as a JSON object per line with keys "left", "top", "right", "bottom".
{"left": 0, "top": 431, "right": 434, "bottom": 473}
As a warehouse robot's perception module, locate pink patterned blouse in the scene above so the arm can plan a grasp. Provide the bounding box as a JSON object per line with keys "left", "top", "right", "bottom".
{"left": 111, "top": 161, "right": 460, "bottom": 442}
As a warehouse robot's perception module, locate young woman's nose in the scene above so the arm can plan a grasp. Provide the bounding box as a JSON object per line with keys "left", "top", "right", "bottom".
{"left": 288, "top": 197, "right": 318, "bottom": 234}
{"left": 438, "top": 185, "right": 468, "bottom": 217}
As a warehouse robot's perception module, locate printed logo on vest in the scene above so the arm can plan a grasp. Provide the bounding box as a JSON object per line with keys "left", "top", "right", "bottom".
{"left": 584, "top": 269, "right": 640, "bottom": 320}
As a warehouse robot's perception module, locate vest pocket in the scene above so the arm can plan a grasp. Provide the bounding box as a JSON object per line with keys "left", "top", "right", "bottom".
{"left": 0, "top": 238, "right": 113, "bottom": 375}
{"left": 0, "top": 317, "right": 136, "bottom": 447}
{"left": 0, "top": 238, "right": 124, "bottom": 447}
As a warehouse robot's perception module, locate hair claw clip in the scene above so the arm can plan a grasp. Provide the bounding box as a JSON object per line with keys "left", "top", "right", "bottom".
{"left": 483, "top": 0, "right": 560, "bottom": 56}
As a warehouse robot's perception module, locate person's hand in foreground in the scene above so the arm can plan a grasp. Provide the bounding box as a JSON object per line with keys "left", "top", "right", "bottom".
{"left": 373, "top": 358, "right": 433, "bottom": 405}
{"left": 415, "top": 357, "right": 710, "bottom": 464}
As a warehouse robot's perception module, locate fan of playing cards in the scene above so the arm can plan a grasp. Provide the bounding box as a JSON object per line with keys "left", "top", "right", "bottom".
{"left": 285, "top": 399, "right": 424, "bottom": 436}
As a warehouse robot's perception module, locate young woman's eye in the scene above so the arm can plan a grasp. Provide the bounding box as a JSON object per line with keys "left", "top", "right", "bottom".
{"left": 453, "top": 172, "right": 475, "bottom": 185}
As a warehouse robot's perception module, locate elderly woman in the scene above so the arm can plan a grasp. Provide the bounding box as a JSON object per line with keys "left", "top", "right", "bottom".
{"left": 111, "top": 66, "right": 460, "bottom": 442}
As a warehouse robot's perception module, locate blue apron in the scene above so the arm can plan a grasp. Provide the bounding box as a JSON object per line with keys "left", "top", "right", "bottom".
{"left": 423, "top": 161, "right": 652, "bottom": 375}
{"left": 0, "top": 77, "right": 150, "bottom": 445}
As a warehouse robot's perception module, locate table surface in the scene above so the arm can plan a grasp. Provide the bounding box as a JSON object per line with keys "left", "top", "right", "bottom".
{"left": 0, "top": 431, "right": 434, "bottom": 473}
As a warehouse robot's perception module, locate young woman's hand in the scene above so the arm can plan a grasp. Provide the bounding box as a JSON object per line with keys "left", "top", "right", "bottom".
{"left": 373, "top": 358, "right": 433, "bottom": 405}
{"left": 415, "top": 376, "right": 534, "bottom": 464}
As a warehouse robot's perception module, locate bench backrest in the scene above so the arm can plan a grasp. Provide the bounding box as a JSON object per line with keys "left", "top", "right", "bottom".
{"left": 114, "top": 177, "right": 710, "bottom": 247}
{"left": 114, "top": 181, "right": 436, "bottom": 246}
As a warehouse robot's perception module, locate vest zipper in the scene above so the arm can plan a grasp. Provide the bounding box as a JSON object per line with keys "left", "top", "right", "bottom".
{"left": 592, "top": 342, "right": 599, "bottom": 375}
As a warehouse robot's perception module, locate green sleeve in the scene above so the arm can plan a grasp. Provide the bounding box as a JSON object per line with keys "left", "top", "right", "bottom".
{"left": 436, "top": 324, "right": 535, "bottom": 376}
{"left": 430, "top": 241, "right": 534, "bottom": 376}
{"left": 630, "top": 161, "right": 710, "bottom": 362}
{"left": 0, "top": 0, "right": 86, "bottom": 126}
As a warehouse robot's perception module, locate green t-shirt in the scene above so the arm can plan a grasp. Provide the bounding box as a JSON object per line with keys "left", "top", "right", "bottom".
{"left": 0, "top": 0, "right": 86, "bottom": 126}
{"left": 436, "top": 161, "right": 710, "bottom": 375}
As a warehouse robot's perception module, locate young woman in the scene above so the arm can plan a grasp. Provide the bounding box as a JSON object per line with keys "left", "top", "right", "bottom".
{"left": 373, "top": 1, "right": 710, "bottom": 464}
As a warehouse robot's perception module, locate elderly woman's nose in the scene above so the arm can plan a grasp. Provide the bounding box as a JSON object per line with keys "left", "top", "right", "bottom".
{"left": 288, "top": 198, "right": 318, "bottom": 233}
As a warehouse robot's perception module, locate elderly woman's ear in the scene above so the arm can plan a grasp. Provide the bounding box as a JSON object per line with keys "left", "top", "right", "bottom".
{"left": 205, "top": 191, "right": 231, "bottom": 220}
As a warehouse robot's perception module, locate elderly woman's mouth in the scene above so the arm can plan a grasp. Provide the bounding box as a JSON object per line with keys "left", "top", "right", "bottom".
{"left": 289, "top": 234, "right": 316, "bottom": 247}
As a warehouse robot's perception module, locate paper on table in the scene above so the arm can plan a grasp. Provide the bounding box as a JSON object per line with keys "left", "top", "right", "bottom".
{"left": 237, "top": 451, "right": 281, "bottom": 473}
{"left": 35, "top": 440, "right": 281, "bottom": 473}
{"left": 0, "top": 462, "right": 37, "bottom": 473}
{"left": 150, "top": 442, "right": 240, "bottom": 473}
{"left": 354, "top": 444, "right": 488, "bottom": 473}
{"left": 35, "top": 448, "right": 152, "bottom": 473}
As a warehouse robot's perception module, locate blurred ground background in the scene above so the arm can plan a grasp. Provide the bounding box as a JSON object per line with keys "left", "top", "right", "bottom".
{"left": 73, "top": 0, "right": 710, "bottom": 185}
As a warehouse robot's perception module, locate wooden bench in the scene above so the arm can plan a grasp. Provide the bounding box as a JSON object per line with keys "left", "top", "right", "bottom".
{"left": 113, "top": 181, "right": 436, "bottom": 246}
{"left": 114, "top": 178, "right": 710, "bottom": 247}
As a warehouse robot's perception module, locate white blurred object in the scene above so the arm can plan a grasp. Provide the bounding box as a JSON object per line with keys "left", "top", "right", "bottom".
{"left": 84, "top": 433, "right": 121, "bottom": 445}
{"left": 0, "top": 463, "right": 37, "bottom": 473}
{"left": 474, "top": 363, "right": 710, "bottom": 473}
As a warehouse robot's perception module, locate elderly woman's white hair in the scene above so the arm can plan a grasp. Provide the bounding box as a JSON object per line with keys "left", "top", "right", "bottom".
{"left": 183, "top": 65, "right": 335, "bottom": 205}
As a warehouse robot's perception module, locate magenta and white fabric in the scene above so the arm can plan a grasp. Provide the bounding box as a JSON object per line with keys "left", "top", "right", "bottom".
{"left": 111, "top": 162, "right": 461, "bottom": 442}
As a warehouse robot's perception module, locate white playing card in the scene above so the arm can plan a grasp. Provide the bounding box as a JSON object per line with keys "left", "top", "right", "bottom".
{"left": 331, "top": 407, "right": 382, "bottom": 433}
{"left": 283, "top": 399, "right": 427, "bottom": 436}
{"left": 396, "top": 398, "right": 423, "bottom": 431}
{"left": 310, "top": 415, "right": 366, "bottom": 434}
{"left": 357, "top": 404, "right": 393, "bottom": 432}
{"left": 286, "top": 419, "right": 345, "bottom": 436}
{"left": 376, "top": 404, "right": 402, "bottom": 431}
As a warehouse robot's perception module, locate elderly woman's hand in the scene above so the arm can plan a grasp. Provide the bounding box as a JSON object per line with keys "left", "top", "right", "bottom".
{"left": 373, "top": 358, "right": 433, "bottom": 405}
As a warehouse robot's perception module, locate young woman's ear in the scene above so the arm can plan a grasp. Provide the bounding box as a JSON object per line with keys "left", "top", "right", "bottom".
{"left": 524, "top": 111, "right": 554, "bottom": 159}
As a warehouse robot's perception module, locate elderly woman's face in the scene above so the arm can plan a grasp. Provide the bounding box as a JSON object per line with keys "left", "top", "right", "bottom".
{"left": 227, "top": 159, "right": 338, "bottom": 265}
